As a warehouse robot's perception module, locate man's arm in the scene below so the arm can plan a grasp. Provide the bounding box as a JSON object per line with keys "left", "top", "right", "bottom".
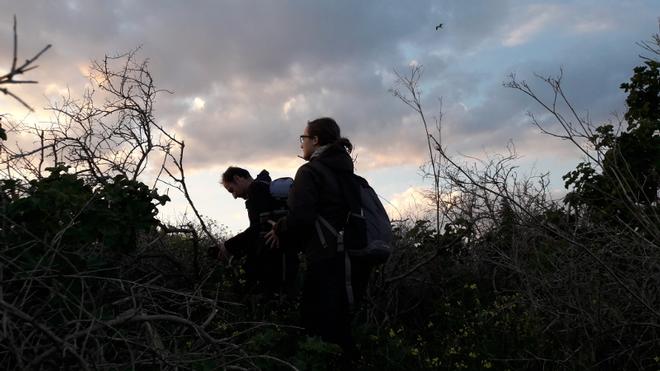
{"left": 224, "top": 229, "right": 253, "bottom": 257}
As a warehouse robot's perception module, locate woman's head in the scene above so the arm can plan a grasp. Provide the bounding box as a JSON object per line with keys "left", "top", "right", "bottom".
{"left": 300, "top": 117, "right": 352, "bottom": 160}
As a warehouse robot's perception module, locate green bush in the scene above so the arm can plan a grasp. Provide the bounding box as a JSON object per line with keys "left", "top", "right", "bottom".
{"left": 1, "top": 164, "right": 169, "bottom": 261}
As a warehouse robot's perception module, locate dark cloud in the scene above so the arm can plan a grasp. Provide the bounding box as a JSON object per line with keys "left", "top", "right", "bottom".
{"left": 1, "top": 0, "right": 658, "bottom": 174}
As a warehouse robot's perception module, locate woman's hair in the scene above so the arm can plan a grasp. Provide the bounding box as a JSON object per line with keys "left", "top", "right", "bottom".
{"left": 306, "top": 117, "right": 353, "bottom": 153}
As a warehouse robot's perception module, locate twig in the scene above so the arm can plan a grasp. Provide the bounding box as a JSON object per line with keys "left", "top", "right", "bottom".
{"left": 0, "top": 16, "right": 52, "bottom": 111}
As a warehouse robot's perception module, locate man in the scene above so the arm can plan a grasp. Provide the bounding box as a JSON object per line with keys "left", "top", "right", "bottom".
{"left": 220, "top": 166, "right": 298, "bottom": 298}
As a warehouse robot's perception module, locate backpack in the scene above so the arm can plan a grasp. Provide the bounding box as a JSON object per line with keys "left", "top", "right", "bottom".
{"left": 311, "top": 163, "right": 393, "bottom": 307}
{"left": 315, "top": 173, "right": 393, "bottom": 263}
{"left": 269, "top": 177, "right": 294, "bottom": 202}
{"left": 258, "top": 176, "right": 293, "bottom": 223}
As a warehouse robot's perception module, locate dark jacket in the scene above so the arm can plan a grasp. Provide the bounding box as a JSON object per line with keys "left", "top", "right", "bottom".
{"left": 276, "top": 145, "right": 353, "bottom": 263}
{"left": 224, "top": 170, "right": 273, "bottom": 257}
{"left": 225, "top": 170, "right": 294, "bottom": 293}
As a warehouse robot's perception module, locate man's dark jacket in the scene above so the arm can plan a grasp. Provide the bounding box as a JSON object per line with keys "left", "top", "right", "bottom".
{"left": 225, "top": 170, "right": 296, "bottom": 293}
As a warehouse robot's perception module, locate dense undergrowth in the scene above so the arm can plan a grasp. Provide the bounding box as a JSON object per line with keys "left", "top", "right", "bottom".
{"left": 1, "top": 160, "right": 658, "bottom": 369}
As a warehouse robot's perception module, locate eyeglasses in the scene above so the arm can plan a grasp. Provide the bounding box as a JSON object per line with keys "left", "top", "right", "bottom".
{"left": 299, "top": 135, "right": 314, "bottom": 144}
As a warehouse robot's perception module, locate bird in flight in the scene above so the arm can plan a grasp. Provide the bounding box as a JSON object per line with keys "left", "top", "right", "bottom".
{"left": 435, "top": 23, "right": 443, "bottom": 30}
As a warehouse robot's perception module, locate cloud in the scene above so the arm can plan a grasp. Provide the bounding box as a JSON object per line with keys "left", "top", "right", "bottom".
{"left": 1, "top": 0, "right": 658, "bottom": 186}
{"left": 383, "top": 186, "right": 430, "bottom": 221}
{"left": 282, "top": 94, "right": 308, "bottom": 120}
{"left": 502, "top": 4, "right": 561, "bottom": 47}
{"left": 1, "top": 0, "right": 658, "bottom": 232}
{"left": 191, "top": 97, "right": 206, "bottom": 112}
{"left": 572, "top": 19, "right": 614, "bottom": 34}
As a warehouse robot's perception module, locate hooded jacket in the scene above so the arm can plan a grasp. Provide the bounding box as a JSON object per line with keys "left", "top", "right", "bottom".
{"left": 224, "top": 170, "right": 273, "bottom": 258}
{"left": 224, "top": 170, "right": 295, "bottom": 292}
{"left": 276, "top": 144, "right": 354, "bottom": 263}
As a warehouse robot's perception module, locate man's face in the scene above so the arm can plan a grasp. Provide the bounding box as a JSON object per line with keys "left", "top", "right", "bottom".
{"left": 223, "top": 176, "right": 250, "bottom": 200}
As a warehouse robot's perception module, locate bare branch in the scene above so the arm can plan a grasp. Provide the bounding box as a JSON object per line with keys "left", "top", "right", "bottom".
{"left": 0, "top": 16, "right": 52, "bottom": 112}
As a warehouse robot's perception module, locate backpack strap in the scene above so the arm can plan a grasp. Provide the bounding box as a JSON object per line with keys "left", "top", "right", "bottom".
{"left": 316, "top": 216, "right": 340, "bottom": 248}
{"left": 317, "top": 215, "right": 354, "bottom": 308}
{"left": 309, "top": 161, "right": 358, "bottom": 309}
{"left": 315, "top": 219, "right": 329, "bottom": 249}
{"left": 343, "top": 248, "right": 354, "bottom": 309}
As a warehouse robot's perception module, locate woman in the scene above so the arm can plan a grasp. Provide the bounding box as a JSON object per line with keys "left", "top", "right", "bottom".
{"left": 267, "top": 117, "right": 361, "bottom": 356}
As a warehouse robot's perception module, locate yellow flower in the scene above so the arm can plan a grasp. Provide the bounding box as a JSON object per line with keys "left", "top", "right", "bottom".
{"left": 482, "top": 360, "right": 493, "bottom": 369}
{"left": 389, "top": 328, "right": 396, "bottom": 338}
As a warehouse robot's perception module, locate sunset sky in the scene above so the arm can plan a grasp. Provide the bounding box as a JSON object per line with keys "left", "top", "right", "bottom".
{"left": 1, "top": 1, "right": 658, "bottom": 233}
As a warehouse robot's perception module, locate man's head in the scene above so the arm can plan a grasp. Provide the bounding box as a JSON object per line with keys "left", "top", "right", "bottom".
{"left": 221, "top": 166, "right": 253, "bottom": 200}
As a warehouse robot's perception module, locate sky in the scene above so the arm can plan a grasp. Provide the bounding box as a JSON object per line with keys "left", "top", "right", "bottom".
{"left": 0, "top": 1, "right": 658, "bottom": 233}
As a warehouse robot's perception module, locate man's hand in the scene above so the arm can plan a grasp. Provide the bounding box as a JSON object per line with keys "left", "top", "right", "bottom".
{"left": 264, "top": 220, "right": 280, "bottom": 249}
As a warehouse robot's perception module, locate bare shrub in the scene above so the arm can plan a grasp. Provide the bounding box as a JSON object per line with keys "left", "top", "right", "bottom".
{"left": 384, "top": 26, "right": 660, "bottom": 367}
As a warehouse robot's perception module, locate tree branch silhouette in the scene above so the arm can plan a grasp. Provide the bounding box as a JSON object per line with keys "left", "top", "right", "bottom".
{"left": 0, "top": 16, "right": 51, "bottom": 111}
